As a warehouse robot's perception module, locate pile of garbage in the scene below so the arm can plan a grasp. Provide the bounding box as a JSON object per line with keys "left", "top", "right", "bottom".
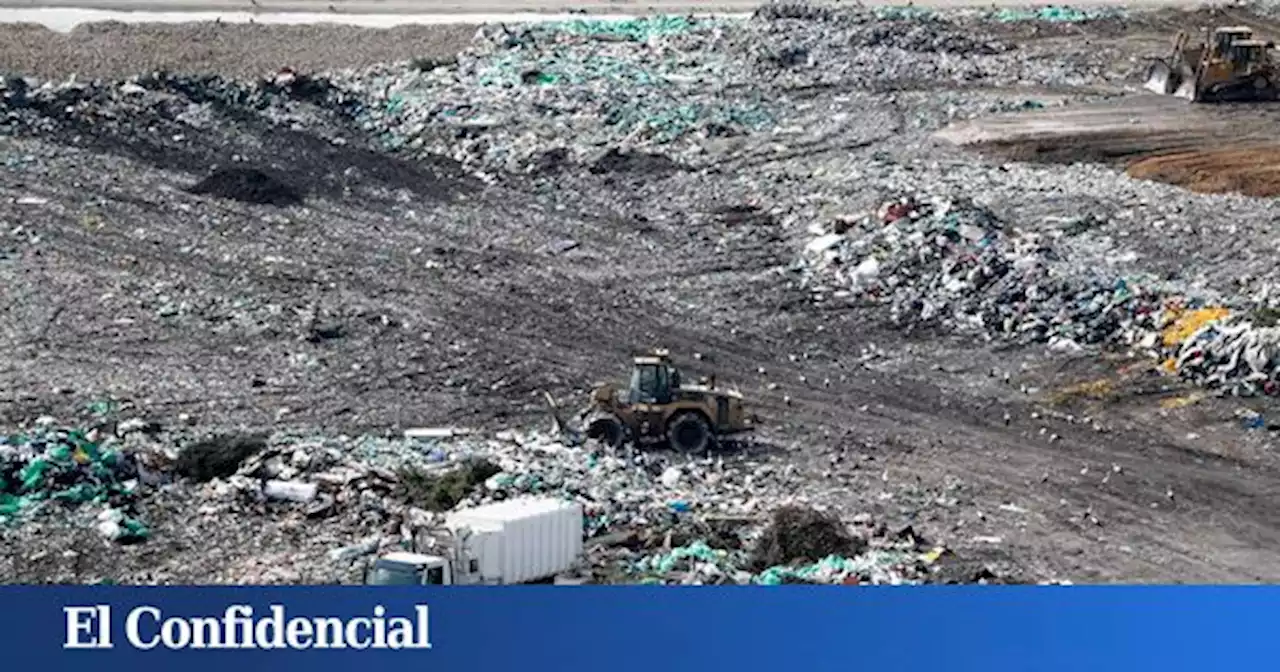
{"left": 0, "top": 7, "right": 1124, "bottom": 181}
{"left": 1169, "top": 311, "right": 1280, "bottom": 396}
{"left": 156, "top": 427, "right": 883, "bottom": 582}
{"left": 799, "top": 194, "right": 1169, "bottom": 348}
{"left": 0, "top": 70, "right": 357, "bottom": 138}
{"left": 326, "top": 8, "right": 1083, "bottom": 174}
{"left": 798, "top": 195, "right": 1280, "bottom": 397}
{"left": 0, "top": 413, "right": 1017, "bottom": 583}
{"left": 0, "top": 425, "right": 148, "bottom": 543}
{"left": 337, "top": 18, "right": 775, "bottom": 174}
{"left": 188, "top": 428, "right": 818, "bottom": 541}
{"left": 625, "top": 507, "right": 950, "bottom": 585}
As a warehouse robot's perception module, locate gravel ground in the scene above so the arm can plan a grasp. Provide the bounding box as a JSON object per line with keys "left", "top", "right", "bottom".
{"left": 6, "top": 3, "right": 1280, "bottom": 584}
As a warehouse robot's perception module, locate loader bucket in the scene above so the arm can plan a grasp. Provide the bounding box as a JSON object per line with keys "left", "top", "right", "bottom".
{"left": 1173, "top": 76, "right": 1198, "bottom": 101}
{"left": 1144, "top": 59, "right": 1179, "bottom": 95}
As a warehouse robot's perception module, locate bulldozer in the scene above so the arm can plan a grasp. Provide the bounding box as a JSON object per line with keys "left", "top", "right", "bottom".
{"left": 1144, "top": 25, "right": 1280, "bottom": 102}
{"left": 549, "top": 350, "right": 756, "bottom": 453}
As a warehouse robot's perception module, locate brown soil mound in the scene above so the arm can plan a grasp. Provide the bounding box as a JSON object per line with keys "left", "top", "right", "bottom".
{"left": 1126, "top": 145, "right": 1280, "bottom": 198}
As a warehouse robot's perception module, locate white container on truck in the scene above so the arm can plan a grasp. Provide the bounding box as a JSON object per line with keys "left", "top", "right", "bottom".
{"left": 365, "top": 497, "right": 584, "bottom": 586}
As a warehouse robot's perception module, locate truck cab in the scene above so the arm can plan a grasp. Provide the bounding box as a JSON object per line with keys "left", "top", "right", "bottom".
{"left": 366, "top": 552, "right": 453, "bottom": 586}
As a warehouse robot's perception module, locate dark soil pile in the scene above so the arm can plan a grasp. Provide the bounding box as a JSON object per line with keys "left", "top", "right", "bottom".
{"left": 188, "top": 167, "right": 303, "bottom": 206}
{"left": 395, "top": 459, "right": 503, "bottom": 512}
{"left": 750, "top": 506, "right": 865, "bottom": 570}
{"left": 174, "top": 435, "right": 267, "bottom": 483}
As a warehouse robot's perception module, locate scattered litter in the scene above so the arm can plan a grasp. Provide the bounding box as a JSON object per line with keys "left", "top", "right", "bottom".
{"left": 263, "top": 480, "right": 319, "bottom": 503}
{"left": 0, "top": 427, "right": 145, "bottom": 542}
{"left": 404, "top": 428, "right": 470, "bottom": 440}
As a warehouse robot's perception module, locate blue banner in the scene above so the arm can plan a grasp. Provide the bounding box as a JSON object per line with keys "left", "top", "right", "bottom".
{"left": 0, "top": 587, "right": 1273, "bottom": 670}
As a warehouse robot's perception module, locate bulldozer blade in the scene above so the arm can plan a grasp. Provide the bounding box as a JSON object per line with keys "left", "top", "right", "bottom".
{"left": 1173, "top": 77, "right": 1198, "bottom": 101}
{"left": 1143, "top": 59, "right": 1178, "bottom": 95}
{"left": 543, "top": 391, "right": 567, "bottom": 436}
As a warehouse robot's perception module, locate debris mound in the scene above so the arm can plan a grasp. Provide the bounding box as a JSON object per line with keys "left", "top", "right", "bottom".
{"left": 799, "top": 195, "right": 1280, "bottom": 396}
{"left": 753, "top": 2, "right": 836, "bottom": 21}
{"left": 395, "top": 458, "right": 502, "bottom": 512}
{"left": 0, "top": 427, "right": 148, "bottom": 543}
{"left": 749, "top": 505, "right": 863, "bottom": 570}
{"left": 187, "top": 167, "right": 302, "bottom": 206}
{"left": 1171, "top": 313, "right": 1280, "bottom": 395}
{"left": 174, "top": 434, "right": 267, "bottom": 483}
{"left": 0, "top": 428, "right": 138, "bottom": 514}
{"left": 588, "top": 148, "right": 683, "bottom": 175}
{"left": 800, "top": 194, "right": 1169, "bottom": 347}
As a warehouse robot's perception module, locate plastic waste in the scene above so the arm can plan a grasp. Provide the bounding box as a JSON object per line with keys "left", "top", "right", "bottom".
{"left": 1162, "top": 307, "right": 1231, "bottom": 347}
{"left": 1, "top": 427, "right": 145, "bottom": 538}
{"left": 993, "top": 6, "right": 1119, "bottom": 23}
{"left": 538, "top": 16, "right": 705, "bottom": 41}
{"left": 263, "top": 480, "right": 319, "bottom": 503}
{"left": 96, "top": 508, "right": 149, "bottom": 544}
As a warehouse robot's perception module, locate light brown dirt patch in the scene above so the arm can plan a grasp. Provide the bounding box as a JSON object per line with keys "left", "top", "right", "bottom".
{"left": 1126, "top": 145, "right": 1280, "bottom": 197}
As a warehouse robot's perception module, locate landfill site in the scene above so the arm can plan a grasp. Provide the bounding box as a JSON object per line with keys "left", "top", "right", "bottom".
{"left": 10, "top": 0, "right": 1280, "bottom": 585}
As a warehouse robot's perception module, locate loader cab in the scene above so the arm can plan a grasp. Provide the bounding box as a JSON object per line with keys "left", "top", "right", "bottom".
{"left": 628, "top": 350, "right": 686, "bottom": 404}
{"left": 1212, "top": 27, "right": 1254, "bottom": 57}
{"left": 1229, "top": 40, "right": 1268, "bottom": 68}
{"left": 628, "top": 355, "right": 682, "bottom": 404}
{"left": 365, "top": 552, "right": 452, "bottom": 586}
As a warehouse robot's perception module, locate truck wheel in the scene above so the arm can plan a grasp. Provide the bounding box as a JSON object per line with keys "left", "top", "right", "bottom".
{"left": 667, "top": 413, "right": 712, "bottom": 453}
{"left": 586, "top": 415, "right": 625, "bottom": 449}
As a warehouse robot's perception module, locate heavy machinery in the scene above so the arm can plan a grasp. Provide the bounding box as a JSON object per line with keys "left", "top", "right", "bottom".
{"left": 1144, "top": 26, "right": 1280, "bottom": 102}
{"left": 365, "top": 497, "right": 584, "bottom": 585}
{"left": 554, "top": 349, "right": 756, "bottom": 453}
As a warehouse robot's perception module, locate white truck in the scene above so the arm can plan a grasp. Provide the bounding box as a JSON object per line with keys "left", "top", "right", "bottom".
{"left": 365, "top": 497, "right": 584, "bottom": 586}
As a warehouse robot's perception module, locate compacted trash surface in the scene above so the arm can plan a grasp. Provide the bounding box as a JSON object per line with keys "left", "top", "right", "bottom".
{"left": 6, "top": 2, "right": 1280, "bottom": 584}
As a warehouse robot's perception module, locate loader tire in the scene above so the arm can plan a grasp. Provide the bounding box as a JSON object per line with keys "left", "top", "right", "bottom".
{"left": 585, "top": 415, "right": 625, "bottom": 449}
{"left": 667, "top": 412, "right": 712, "bottom": 453}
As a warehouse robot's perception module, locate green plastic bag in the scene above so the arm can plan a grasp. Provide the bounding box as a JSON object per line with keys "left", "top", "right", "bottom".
{"left": 19, "top": 460, "right": 50, "bottom": 491}
{"left": 118, "top": 517, "right": 150, "bottom": 543}
{"left": 50, "top": 483, "right": 102, "bottom": 504}
{"left": 0, "top": 493, "right": 25, "bottom": 518}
